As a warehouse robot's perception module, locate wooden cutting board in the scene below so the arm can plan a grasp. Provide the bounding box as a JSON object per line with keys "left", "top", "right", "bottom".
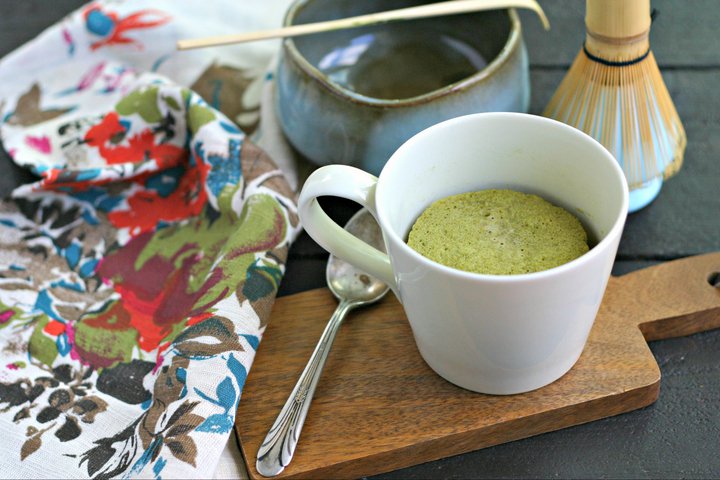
{"left": 236, "top": 252, "right": 720, "bottom": 479}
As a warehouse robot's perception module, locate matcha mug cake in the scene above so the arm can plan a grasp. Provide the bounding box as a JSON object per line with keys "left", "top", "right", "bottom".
{"left": 407, "top": 189, "right": 589, "bottom": 275}
{"left": 298, "top": 113, "right": 628, "bottom": 394}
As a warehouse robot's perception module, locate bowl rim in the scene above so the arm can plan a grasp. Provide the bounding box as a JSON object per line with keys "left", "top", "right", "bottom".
{"left": 281, "top": 1, "right": 523, "bottom": 107}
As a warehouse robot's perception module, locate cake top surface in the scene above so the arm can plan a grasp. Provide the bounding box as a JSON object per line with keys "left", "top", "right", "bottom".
{"left": 407, "top": 189, "right": 589, "bottom": 275}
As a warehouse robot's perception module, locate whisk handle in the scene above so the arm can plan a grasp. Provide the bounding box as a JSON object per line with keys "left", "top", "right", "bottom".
{"left": 585, "top": 0, "right": 651, "bottom": 60}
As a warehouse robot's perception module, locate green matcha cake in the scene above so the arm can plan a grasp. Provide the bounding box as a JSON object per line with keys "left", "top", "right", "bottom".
{"left": 406, "top": 189, "right": 589, "bottom": 275}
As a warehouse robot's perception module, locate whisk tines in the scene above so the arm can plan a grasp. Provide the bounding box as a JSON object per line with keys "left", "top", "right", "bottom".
{"left": 543, "top": 0, "right": 686, "bottom": 210}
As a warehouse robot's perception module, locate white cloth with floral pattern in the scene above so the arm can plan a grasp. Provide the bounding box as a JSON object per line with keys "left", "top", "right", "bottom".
{"left": 0, "top": 1, "right": 300, "bottom": 478}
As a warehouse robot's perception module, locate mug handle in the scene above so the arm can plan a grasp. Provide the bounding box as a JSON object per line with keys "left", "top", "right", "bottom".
{"left": 298, "top": 165, "right": 397, "bottom": 292}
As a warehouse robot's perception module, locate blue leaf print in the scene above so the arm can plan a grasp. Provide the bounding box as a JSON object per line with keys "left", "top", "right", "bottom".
{"left": 126, "top": 436, "right": 163, "bottom": 478}
{"left": 240, "top": 334, "right": 259, "bottom": 351}
{"left": 146, "top": 165, "right": 184, "bottom": 198}
{"left": 216, "top": 377, "right": 236, "bottom": 411}
{"left": 79, "top": 259, "right": 99, "bottom": 278}
{"left": 219, "top": 121, "right": 241, "bottom": 134}
{"left": 152, "top": 456, "right": 167, "bottom": 479}
{"left": 227, "top": 354, "right": 247, "bottom": 391}
{"left": 205, "top": 139, "right": 242, "bottom": 198}
{"left": 193, "top": 377, "right": 238, "bottom": 434}
{"left": 195, "top": 413, "right": 234, "bottom": 434}
{"left": 64, "top": 242, "right": 82, "bottom": 270}
{"left": 75, "top": 168, "right": 102, "bottom": 182}
{"left": 35, "top": 290, "right": 61, "bottom": 320}
{"left": 176, "top": 367, "right": 188, "bottom": 399}
{"left": 193, "top": 387, "right": 220, "bottom": 407}
{"left": 56, "top": 333, "right": 71, "bottom": 356}
{"left": 81, "top": 209, "right": 99, "bottom": 226}
{"left": 193, "top": 376, "right": 236, "bottom": 411}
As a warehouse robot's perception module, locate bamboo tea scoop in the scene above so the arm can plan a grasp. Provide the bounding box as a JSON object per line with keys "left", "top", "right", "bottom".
{"left": 177, "top": 0, "right": 549, "bottom": 50}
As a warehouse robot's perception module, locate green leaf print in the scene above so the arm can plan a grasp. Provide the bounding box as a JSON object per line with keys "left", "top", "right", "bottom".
{"left": 115, "top": 86, "right": 163, "bottom": 123}
{"left": 194, "top": 194, "right": 287, "bottom": 308}
{"left": 188, "top": 103, "right": 216, "bottom": 134}
{"left": 28, "top": 316, "right": 58, "bottom": 367}
{"left": 73, "top": 319, "right": 137, "bottom": 368}
{"left": 163, "top": 95, "right": 181, "bottom": 111}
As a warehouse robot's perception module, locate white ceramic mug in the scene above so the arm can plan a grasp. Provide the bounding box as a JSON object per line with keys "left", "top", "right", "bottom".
{"left": 298, "top": 113, "right": 629, "bottom": 394}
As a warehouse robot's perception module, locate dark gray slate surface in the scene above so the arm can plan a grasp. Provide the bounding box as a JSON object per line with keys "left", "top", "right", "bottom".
{"left": 1, "top": 2, "right": 719, "bottom": 479}
{"left": 519, "top": 1, "right": 720, "bottom": 67}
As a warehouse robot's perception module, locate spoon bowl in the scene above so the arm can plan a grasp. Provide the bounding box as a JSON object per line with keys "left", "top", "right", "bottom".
{"left": 327, "top": 209, "right": 389, "bottom": 304}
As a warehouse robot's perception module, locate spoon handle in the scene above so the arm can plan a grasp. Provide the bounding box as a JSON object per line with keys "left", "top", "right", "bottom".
{"left": 256, "top": 299, "right": 357, "bottom": 477}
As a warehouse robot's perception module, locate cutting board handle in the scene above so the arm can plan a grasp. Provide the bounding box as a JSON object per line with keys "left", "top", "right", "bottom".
{"left": 607, "top": 252, "right": 720, "bottom": 341}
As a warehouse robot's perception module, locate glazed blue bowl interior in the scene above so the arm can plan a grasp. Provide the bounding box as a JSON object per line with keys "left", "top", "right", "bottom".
{"left": 289, "top": 0, "right": 513, "bottom": 100}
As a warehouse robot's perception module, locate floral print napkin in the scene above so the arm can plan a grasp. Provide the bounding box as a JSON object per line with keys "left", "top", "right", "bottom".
{"left": 0, "top": 1, "right": 299, "bottom": 478}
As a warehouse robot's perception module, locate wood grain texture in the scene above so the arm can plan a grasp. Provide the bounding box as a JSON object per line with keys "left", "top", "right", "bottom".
{"left": 604, "top": 252, "right": 720, "bottom": 341}
{"left": 236, "top": 252, "right": 720, "bottom": 479}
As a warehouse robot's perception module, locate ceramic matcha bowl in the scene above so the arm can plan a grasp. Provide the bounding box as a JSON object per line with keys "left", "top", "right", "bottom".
{"left": 275, "top": 0, "right": 530, "bottom": 175}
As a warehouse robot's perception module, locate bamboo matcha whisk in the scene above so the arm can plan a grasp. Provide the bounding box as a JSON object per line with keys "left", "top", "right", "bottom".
{"left": 543, "top": 0, "right": 686, "bottom": 212}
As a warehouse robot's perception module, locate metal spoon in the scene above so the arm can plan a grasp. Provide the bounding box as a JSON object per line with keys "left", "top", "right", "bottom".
{"left": 256, "top": 208, "right": 390, "bottom": 477}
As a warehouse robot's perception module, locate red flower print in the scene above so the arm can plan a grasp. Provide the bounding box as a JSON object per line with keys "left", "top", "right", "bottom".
{"left": 84, "top": 112, "right": 185, "bottom": 168}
